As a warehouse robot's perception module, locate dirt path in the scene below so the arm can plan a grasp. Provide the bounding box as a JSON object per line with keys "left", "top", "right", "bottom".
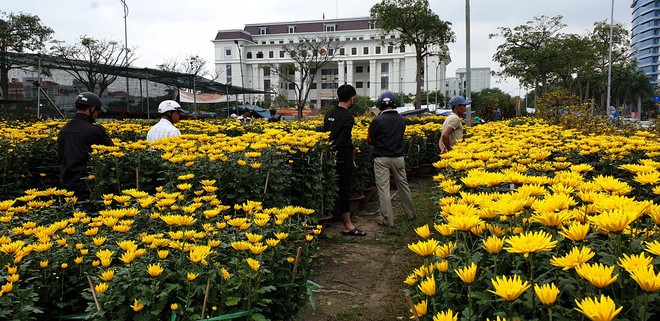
{"left": 298, "top": 176, "right": 434, "bottom": 321}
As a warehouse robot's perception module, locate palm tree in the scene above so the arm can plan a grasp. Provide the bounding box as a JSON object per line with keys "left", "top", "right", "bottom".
{"left": 614, "top": 66, "right": 654, "bottom": 118}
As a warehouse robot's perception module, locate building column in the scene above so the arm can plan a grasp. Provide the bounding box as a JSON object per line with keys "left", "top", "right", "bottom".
{"left": 392, "top": 58, "right": 400, "bottom": 94}
{"left": 337, "top": 60, "right": 345, "bottom": 85}
{"left": 346, "top": 60, "right": 354, "bottom": 86}
{"left": 369, "top": 59, "right": 377, "bottom": 100}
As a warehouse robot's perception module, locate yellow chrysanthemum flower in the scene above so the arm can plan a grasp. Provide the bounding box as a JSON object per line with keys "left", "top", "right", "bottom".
{"left": 246, "top": 258, "right": 260, "bottom": 271}
{"left": 504, "top": 230, "right": 557, "bottom": 257}
{"left": 99, "top": 269, "right": 115, "bottom": 282}
{"left": 94, "top": 282, "right": 109, "bottom": 294}
{"left": 559, "top": 222, "right": 590, "bottom": 242}
{"left": 414, "top": 224, "right": 431, "bottom": 239}
{"left": 146, "top": 263, "right": 164, "bottom": 277}
{"left": 432, "top": 309, "right": 458, "bottom": 321}
{"left": 628, "top": 264, "right": 660, "bottom": 292}
{"left": 488, "top": 274, "right": 531, "bottom": 302}
{"left": 454, "top": 262, "right": 477, "bottom": 284}
{"left": 644, "top": 240, "right": 660, "bottom": 257}
{"left": 130, "top": 299, "right": 144, "bottom": 312}
{"left": 407, "top": 239, "right": 440, "bottom": 257}
{"left": 534, "top": 283, "right": 560, "bottom": 305}
{"left": 575, "top": 295, "right": 622, "bottom": 321}
{"left": 618, "top": 252, "right": 653, "bottom": 272}
{"left": 550, "top": 246, "right": 595, "bottom": 270}
{"left": 417, "top": 274, "right": 436, "bottom": 296}
{"left": 575, "top": 263, "right": 618, "bottom": 289}
{"left": 482, "top": 235, "right": 504, "bottom": 254}
{"left": 409, "top": 299, "right": 427, "bottom": 318}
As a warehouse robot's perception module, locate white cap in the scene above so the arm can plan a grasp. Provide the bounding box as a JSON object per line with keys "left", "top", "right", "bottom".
{"left": 158, "top": 100, "right": 182, "bottom": 113}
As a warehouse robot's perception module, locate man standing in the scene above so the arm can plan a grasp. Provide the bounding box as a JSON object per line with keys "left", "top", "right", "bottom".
{"left": 440, "top": 95, "right": 470, "bottom": 154}
{"left": 58, "top": 92, "right": 114, "bottom": 200}
{"left": 368, "top": 91, "right": 415, "bottom": 227}
{"left": 147, "top": 100, "right": 183, "bottom": 142}
{"left": 323, "top": 84, "right": 366, "bottom": 236}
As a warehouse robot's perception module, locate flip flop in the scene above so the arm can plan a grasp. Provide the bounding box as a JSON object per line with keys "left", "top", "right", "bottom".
{"left": 341, "top": 228, "right": 367, "bottom": 236}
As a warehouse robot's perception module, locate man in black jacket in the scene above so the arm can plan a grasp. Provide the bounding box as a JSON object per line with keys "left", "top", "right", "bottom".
{"left": 58, "top": 92, "right": 114, "bottom": 201}
{"left": 323, "top": 84, "right": 366, "bottom": 236}
{"left": 368, "top": 91, "right": 415, "bottom": 227}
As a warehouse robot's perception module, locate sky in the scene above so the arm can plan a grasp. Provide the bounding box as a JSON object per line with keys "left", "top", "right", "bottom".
{"left": 5, "top": 0, "right": 632, "bottom": 95}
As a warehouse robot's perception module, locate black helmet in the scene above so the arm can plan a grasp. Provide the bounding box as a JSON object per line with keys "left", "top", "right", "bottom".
{"left": 75, "top": 92, "right": 106, "bottom": 112}
{"left": 377, "top": 91, "right": 397, "bottom": 110}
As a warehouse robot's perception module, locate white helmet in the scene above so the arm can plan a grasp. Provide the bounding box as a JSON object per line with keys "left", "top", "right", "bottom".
{"left": 158, "top": 100, "right": 183, "bottom": 114}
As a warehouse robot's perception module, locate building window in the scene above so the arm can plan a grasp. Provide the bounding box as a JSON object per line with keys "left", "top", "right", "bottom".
{"left": 310, "top": 83, "right": 317, "bottom": 89}
{"left": 328, "top": 48, "right": 334, "bottom": 56}
{"left": 288, "top": 83, "right": 296, "bottom": 90}
{"left": 400, "top": 45, "right": 405, "bottom": 53}
{"left": 369, "top": 21, "right": 376, "bottom": 29}
{"left": 247, "top": 52, "right": 253, "bottom": 59}
{"left": 356, "top": 66, "right": 364, "bottom": 73}
{"left": 356, "top": 81, "right": 364, "bottom": 88}
{"left": 226, "top": 64, "right": 232, "bottom": 83}
{"left": 279, "top": 40, "right": 284, "bottom": 44}
{"left": 375, "top": 46, "right": 381, "bottom": 54}
{"left": 269, "top": 40, "right": 275, "bottom": 44}
{"left": 367, "top": 81, "right": 370, "bottom": 88}
{"left": 288, "top": 26, "right": 295, "bottom": 33}
{"left": 256, "top": 52, "right": 264, "bottom": 58}
{"left": 381, "top": 77, "right": 389, "bottom": 89}
{"left": 225, "top": 49, "right": 232, "bottom": 57}
{"left": 387, "top": 46, "right": 393, "bottom": 54}
{"left": 351, "top": 47, "right": 357, "bottom": 55}
{"left": 381, "top": 63, "right": 389, "bottom": 73}
{"left": 325, "top": 25, "right": 336, "bottom": 32}
{"left": 279, "top": 50, "right": 285, "bottom": 58}
{"left": 363, "top": 47, "right": 369, "bottom": 54}
{"left": 260, "top": 27, "right": 267, "bottom": 35}
{"left": 269, "top": 51, "right": 274, "bottom": 58}
{"left": 340, "top": 48, "right": 345, "bottom": 55}
{"left": 359, "top": 36, "right": 364, "bottom": 40}
{"left": 261, "top": 41, "right": 266, "bottom": 45}
{"left": 263, "top": 67, "right": 270, "bottom": 76}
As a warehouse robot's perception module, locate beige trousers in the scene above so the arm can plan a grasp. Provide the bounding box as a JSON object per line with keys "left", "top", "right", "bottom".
{"left": 374, "top": 156, "right": 415, "bottom": 226}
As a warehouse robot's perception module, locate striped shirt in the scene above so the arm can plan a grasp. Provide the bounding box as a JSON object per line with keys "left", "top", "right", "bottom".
{"left": 147, "top": 118, "right": 181, "bottom": 142}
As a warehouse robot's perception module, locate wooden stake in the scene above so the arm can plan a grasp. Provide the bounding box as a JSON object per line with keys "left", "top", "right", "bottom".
{"left": 200, "top": 278, "right": 211, "bottom": 319}
{"left": 135, "top": 166, "right": 140, "bottom": 190}
{"left": 263, "top": 171, "right": 270, "bottom": 193}
{"left": 86, "top": 274, "right": 102, "bottom": 312}
{"left": 202, "top": 278, "right": 211, "bottom": 320}
{"left": 290, "top": 246, "right": 303, "bottom": 283}
{"left": 405, "top": 293, "right": 420, "bottom": 321}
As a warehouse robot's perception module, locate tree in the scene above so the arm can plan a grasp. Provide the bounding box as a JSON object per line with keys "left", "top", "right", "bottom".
{"left": 612, "top": 61, "right": 654, "bottom": 117}
{"left": 267, "top": 36, "right": 342, "bottom": 119}
{"left": 49, "top": 36, "right": 136, "bottom": 98}
{"left": 490, "top": 16, "right": 568, "bottom": 101}
{"left": 470, "top": 88, "right": 514, "bottom": 121}
{"left": 0, "top": 11, "right": 54, "bottom": 98}
{"left": 371, "top": 0, "right": 454, "bottom": 109}
{"left": 157, "top": 54, "right": 218, "bottom": 100}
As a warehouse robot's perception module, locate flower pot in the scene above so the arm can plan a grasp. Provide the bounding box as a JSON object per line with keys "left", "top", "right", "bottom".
{"left": 362, "top": 185, "right": 377, "bottom": 205}
{"left": 416, "top": 163, "right": 436, "bottom": 178}
{"left": 349, "top": 194, "right": 365, "bottom": 215}
{"left": 406, "top": 166, "right": 420, "bottom": 179}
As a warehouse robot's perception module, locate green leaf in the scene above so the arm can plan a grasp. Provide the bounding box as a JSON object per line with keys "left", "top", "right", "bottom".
{"left": 224, "top": 296, "right": 241, "bottom": 306}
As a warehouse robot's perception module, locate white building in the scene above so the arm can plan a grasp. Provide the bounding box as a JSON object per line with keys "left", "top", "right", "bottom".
{"left": 212, "top": 17, "right": 449, "bottom": 107}
{"left": 444, "top": 67, "right": 491, "bottom": 99}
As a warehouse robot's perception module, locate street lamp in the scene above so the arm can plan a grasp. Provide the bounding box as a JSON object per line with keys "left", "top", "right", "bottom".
{"left": 234, "top": 40, "right": 246, "bottom": 104}
{"left": 465, "top": 0, "right": 472, "bottom": 126}
{"left": 190, "top": 57, "right": 198, "bottom": 120}
{"left": 606, "top": 0, "right": 614, "bottom": 114}
{"left": 119, "top": 0, "right": 129, "bottom": 112}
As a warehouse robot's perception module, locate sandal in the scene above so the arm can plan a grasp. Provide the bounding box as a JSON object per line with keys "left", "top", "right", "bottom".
{"left": 341, "top": 228, "right": 367, "bottom": 237}
{"left": 378, "top": 221, "right": 393, "bottom": 228}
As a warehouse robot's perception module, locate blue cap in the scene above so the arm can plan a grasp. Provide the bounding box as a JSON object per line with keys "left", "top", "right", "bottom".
{"left": 449, "top": 96, "right": 471, "bottom": 107}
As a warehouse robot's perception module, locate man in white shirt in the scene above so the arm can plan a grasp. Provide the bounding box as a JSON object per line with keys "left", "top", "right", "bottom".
{"left": 439, "top": 96, "right": 470, "bottom": 153}
{"left": 147, "top": 100, "right": 183, "bottom": 142}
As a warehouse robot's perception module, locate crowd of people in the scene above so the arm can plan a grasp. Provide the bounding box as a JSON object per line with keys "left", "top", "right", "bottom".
{"left": 58, "top": 89, "right": 471, "bottom": 235}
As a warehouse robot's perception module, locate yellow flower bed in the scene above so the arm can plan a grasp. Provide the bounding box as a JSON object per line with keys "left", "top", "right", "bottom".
{"left": 405, "top": 119, "right": 660, "bottom": 321}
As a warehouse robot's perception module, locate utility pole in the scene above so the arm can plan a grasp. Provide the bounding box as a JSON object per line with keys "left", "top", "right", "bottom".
{"left": 234, "top": 40, "right": 246, "bottom": 104}
{"left": 606, "top": 0, "right": 614, "bottom": 114}
{"left": 465, "top": 0, "right": 472, "bottom": 126}
{"left": 120, "top": 0, "right": 130, "bottom": 112}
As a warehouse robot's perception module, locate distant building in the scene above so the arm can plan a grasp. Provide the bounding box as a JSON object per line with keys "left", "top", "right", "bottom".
{"left": 632, "top": 1, "right": 660, "bottom": 86}
{"left": 444, "top": 67, "right": 491, "bottom": 99}
{"left": 212, "top": 16, "right": 449, "bottom": 107}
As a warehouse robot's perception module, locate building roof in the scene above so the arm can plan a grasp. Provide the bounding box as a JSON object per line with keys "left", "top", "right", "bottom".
{"left": 213, "top": 17, "right": 377, "bottom": 41}
{"left": 0, "top": 52, "right": 268, "bottom": 95}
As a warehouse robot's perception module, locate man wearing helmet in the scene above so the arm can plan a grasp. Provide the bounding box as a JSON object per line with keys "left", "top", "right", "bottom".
{"left": 368, "top": 91, "right": 416, "bottom": 227}
{"left": 58, "top": 92, "right": 114, "bottom": 201}
{"left": 147, "top": 100, "right": 183, "bottom": 142}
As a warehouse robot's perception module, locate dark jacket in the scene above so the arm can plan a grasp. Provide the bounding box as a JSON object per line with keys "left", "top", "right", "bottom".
{"left": 368, "top": 109, "right": 406, "bottom": 157}
{"left": 323, "top": 106, "right": 354, "bottom": 161}
{"left": 58, "top": 113, "right": 113, "bottom": 198}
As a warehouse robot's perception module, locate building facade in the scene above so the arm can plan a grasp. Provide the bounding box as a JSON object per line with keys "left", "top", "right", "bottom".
{"left": 212, "top": 17, "right": 448, "bottom": 107}
{"left": 632, "top": 0, "right": 660, "bottom": 85}
{"left": 444, "top": 67, "right": 491, "bottom": 99}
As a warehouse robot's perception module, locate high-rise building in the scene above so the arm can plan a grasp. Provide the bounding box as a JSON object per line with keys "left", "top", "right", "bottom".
{"left": 632, "top": 0, "right": 660, "bottom": 85}
{"left": 212, "top": 17, "right": 449, "bottom": 107}
{"left": 444, "top": 67, "right": 491, "bottom": 99}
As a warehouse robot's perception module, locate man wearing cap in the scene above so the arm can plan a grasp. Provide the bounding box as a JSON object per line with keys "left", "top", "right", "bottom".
{"left": 439, "top": 95, "right": 471, "bottom": 154}
{"left": 147, "top": 100, "right": 183, "bottom": 142}
{"left": 58, "top": 92, "right": 114, "bottom": 200}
